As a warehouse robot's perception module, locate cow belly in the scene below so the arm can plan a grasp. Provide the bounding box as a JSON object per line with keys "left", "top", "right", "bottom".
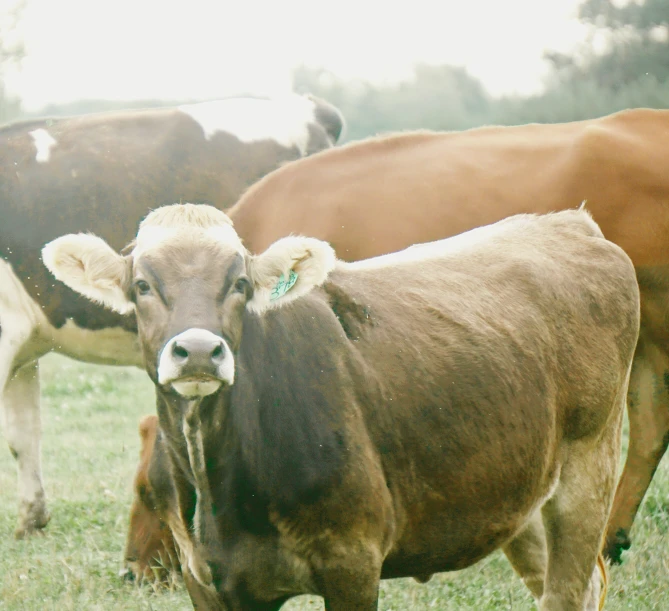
{"left": 47, "top": 319, "right": 142, "bottom": 367}
{"left": 380, "top": 448, "right": 562, "bottom": 579}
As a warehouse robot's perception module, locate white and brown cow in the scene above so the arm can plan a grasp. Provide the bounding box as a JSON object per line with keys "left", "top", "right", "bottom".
{"left": 0, "top": 94, "right": 344, "bottom": 537}
{"left": 44, "top": 203, "right": 639, "bottom": 610}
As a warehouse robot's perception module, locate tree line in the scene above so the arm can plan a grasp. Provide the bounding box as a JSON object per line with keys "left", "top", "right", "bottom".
{"left": 2, "top": 0, "right": 669, "bottom": 139}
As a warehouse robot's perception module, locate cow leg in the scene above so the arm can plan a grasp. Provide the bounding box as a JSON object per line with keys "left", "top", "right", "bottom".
{"left": 604, "top": 336, "right": 669, "bottom": 563}
{"left": 1, "top": 360, "right": 50, "bottom": 538}
{"left": 502, "top": 510, "right": 547, "bottom": 600}
{"left": 539, "top": 415, "right": 623, "bottom": 611}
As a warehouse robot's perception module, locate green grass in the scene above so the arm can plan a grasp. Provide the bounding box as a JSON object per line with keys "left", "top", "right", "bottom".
{"left": 1, "top": 354, "right": 668, "bottom": 609}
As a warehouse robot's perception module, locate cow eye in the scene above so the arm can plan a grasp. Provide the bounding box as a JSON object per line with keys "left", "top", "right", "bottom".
{"left": 135, "top": 280, "right": 151, "bottom": 296}
{"left": 234, "top": 277, "right": 250, "bottom": 294}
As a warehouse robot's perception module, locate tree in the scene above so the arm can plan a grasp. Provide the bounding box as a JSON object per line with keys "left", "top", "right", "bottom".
{"left": 293, "top": 63, "right": 491, "bottom": 140}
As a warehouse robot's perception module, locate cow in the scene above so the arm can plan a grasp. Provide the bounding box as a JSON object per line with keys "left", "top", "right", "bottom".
{"left": 120, "top": 414, "right": 179, "bottom": 582}
{"left": 0, "top": 92, "right": 344, "bottom": 538}
{"left": 43, "top": 203, "right": 639, "bottom": 610}
{"left": 216, "top": 107, "right": 669, "bottom": 564}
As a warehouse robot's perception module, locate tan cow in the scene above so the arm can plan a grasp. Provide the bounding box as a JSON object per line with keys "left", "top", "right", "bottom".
{"left": 44, "top": 203, "right": 639, "bottom": 610}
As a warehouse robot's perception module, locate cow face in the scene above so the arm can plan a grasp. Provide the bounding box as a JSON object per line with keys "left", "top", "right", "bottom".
{"left": 42, "top": 203, "right": 336, "bottom": 399}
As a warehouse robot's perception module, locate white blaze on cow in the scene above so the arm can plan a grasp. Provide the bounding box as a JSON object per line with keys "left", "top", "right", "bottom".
{"left": 29, "top": 128, "right": 57, "bottom": 163}
{"left": 178, "top": 94, "right": 319, "bottom": 154}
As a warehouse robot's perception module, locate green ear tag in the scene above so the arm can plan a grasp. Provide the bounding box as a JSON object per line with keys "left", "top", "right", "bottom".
{"left": 270, "top": 270, "right": 298, "bottom": 301}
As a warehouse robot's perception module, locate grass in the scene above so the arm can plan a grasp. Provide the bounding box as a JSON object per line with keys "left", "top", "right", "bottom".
{"left": 0, "top": 354, "right": 668, "bottom": 610}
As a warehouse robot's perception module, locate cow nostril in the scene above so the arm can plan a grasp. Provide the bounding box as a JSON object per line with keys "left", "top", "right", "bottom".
{"left": 172, "top": 343, "right": 189, "bottom": 361}
{"left": 211, "top": 343, "right": 224, "bottom": 361}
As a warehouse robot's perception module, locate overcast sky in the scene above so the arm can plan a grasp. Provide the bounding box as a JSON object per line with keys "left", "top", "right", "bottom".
{"left": 5, "top": 0, "right": 590, "bottom": 112}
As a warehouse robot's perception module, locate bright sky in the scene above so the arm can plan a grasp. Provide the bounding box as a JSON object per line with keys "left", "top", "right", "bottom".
{"left": 4, "top": 0, "right": 590, "bottom": 112}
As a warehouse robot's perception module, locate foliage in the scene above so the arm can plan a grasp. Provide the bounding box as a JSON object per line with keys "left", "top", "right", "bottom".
{"left": 293, "top": 63, "right": 492, "bottom": 141}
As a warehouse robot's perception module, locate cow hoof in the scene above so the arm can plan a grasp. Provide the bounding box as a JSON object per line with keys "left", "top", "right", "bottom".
{"left": 14, "top": 501, "right": 51, "bottom": 539}
{"left": 603, "top": 528, "right": 631, "bottom": 565}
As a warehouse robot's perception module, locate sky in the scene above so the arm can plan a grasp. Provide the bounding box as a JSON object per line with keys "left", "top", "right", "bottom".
{"left": 4, "top": 0, "right": 591, "bottom": 112}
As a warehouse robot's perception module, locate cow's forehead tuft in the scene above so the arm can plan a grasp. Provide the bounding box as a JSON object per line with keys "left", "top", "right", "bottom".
{"left": 132, "top": 224, "right": 244, "bottom": 261}
{"left": 140, "top": 203, "right": 233, "bottom": 231}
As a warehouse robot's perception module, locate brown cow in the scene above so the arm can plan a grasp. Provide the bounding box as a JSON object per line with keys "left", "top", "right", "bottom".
{"left": 223, "top": 108, "right": 669, "bottom": 563}
{"left": 122, "top": 108, "right": 669, "bottom": 570}
{"left": 44, "top": 203, "right": 639, "bottom": 610}
{"left": 120, "top": 414, "right": 179, "bottom": 582}
{"left": 0, "top": 93, "right": 344, "bottom": 537}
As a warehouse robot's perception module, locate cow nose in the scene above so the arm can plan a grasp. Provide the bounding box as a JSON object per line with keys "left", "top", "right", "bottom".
{"left": 158, "top": 328, "right": 235, "bottom": 392}
{"left": 171, "top": 335, "right": 225, "bottom": 369}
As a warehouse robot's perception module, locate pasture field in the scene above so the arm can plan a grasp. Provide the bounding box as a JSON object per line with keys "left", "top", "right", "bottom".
{"left": 1, "top": 354, "right": 668, "bottom": 610}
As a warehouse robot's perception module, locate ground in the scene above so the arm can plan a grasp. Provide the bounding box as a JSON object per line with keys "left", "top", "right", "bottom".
{"left": 0, "top": 354, "right": 668, "bottom": 610}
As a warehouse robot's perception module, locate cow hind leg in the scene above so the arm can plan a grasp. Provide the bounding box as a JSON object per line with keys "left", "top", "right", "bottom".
{"left": 604, "top": 338, "right": 669, "bottom": 563}
{"left": 502, "top": 509, "right": 547, "bottom": 600}
{"left": 539, "top": 417, "right": 622, "bottom": 611}
{"left": 1, "top": 361, "right": 50, "bottom": 538}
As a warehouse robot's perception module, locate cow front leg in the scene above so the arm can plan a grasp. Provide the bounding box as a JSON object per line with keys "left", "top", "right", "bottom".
{"left": 604, "top": 337, "right": 669, "bottom": 563}
{"left": 1, "top": 361, "right": 50, "bottom": 538}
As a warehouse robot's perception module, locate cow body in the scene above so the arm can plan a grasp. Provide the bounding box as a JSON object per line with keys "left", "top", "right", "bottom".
{"left": 219, "top": 107, "right": 669, "bottom": 562}
{"left": 0, "top": 94, "right": 344, "bottom": 537}
{"left": 45, "top": 204, "right": 640, "bottom": 610}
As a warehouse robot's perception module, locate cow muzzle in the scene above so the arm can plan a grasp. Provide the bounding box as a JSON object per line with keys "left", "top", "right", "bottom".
{"left": 157, "top": 328, "right": 235, "bottom": 397}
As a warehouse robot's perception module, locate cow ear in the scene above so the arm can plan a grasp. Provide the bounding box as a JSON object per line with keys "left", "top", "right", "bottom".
{"left": 42, "top": 233, "right": 134, "bottom": 314}
{"left": 246, "top": 236, "right": 336, "bottom": 314}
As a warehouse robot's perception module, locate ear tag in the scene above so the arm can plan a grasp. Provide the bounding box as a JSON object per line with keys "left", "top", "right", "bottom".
{"left": 270, "top": 270, "right": 298, "bottom": 301}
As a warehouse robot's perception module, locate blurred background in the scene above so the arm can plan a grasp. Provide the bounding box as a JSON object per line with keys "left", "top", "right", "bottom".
{"left": 1, "top": 0, "right": 668, "bottom": 140}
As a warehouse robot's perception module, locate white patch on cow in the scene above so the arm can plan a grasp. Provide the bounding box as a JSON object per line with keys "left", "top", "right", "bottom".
{"left": 0, "top": 260, "right": 40, "bottom": 375}
{"left": 157, "top": 328, "right": 235, "bottom": 394}
{"left": 346, "top": 215, "right": 534, "bottom": 271}
{"left": 178, "top": 95, "right": 316, "bottom": 155}
{"left": 29, "top": 128, "right": 57, "bottom": 163}
{"left": 132, "top": 222, "right": 244, "bottom": 260}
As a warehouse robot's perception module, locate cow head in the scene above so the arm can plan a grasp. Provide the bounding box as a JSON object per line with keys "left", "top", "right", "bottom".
{"left": 121, "top": 414, "right": 179, "bottom": 584}
{"left": 42, "top": 203, "right": 336, "bottom": 398}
